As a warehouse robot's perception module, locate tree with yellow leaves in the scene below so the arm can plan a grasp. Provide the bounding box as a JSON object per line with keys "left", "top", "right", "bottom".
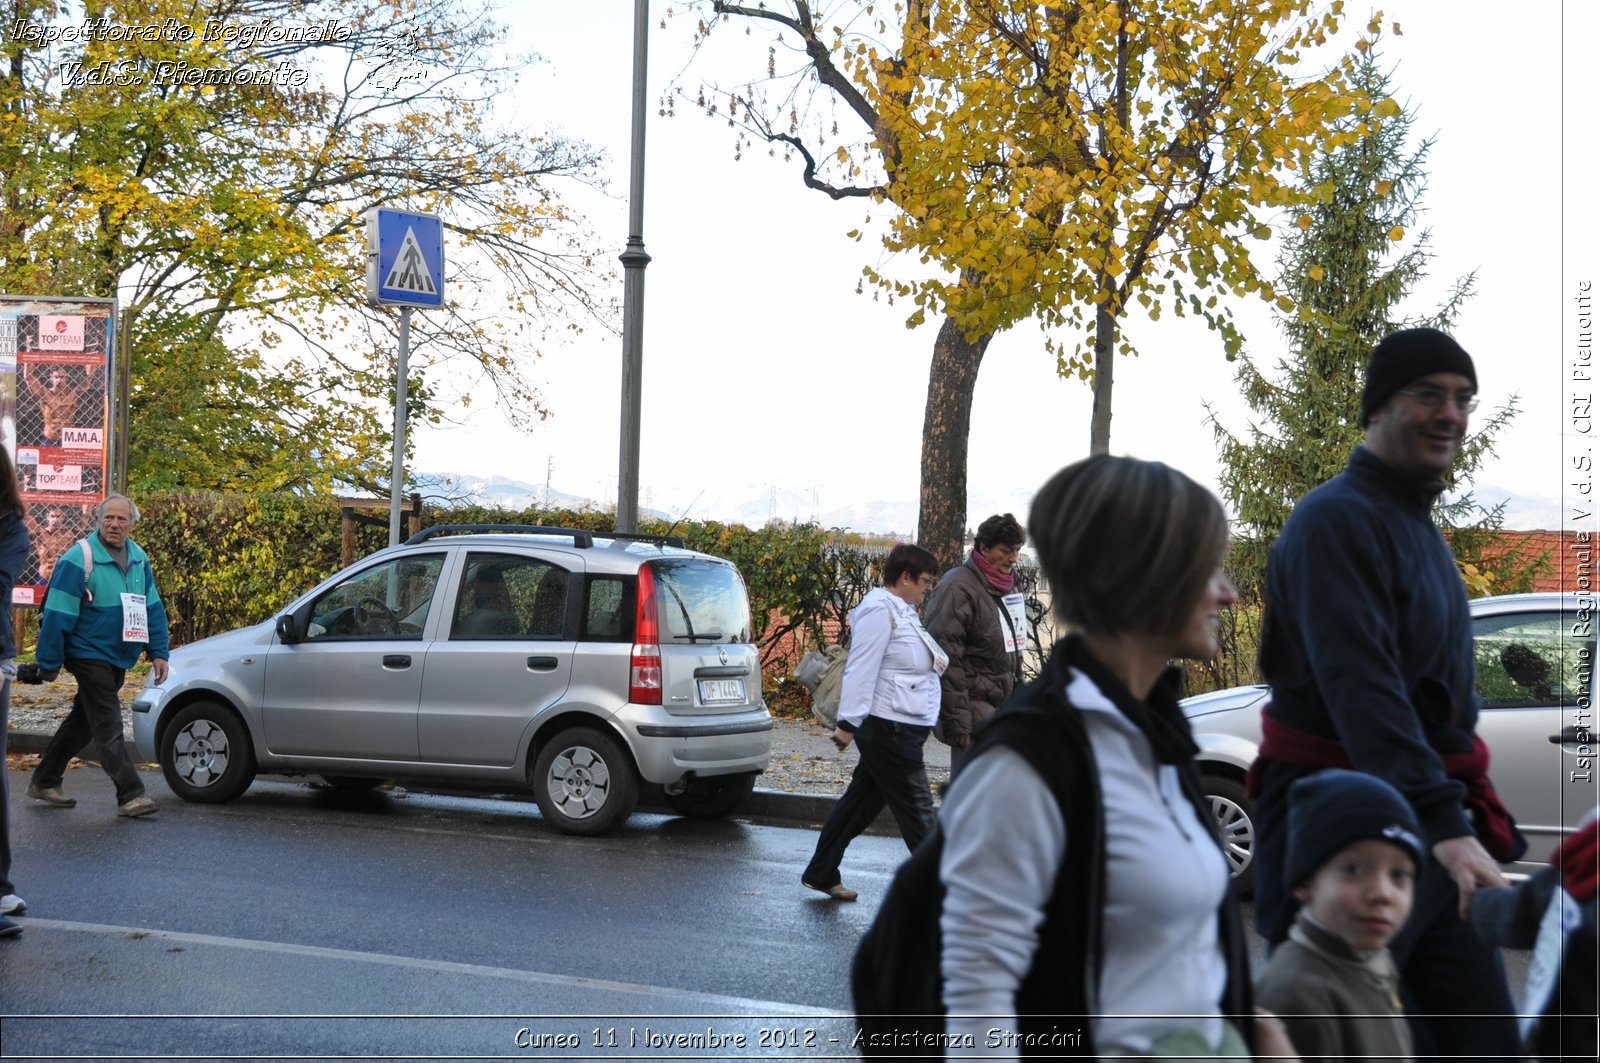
{"left": 1, "top": 0, "right": 612, "bottom": 493}
{"left": 681, "top": 0, "right": 1384, "bottom": 563}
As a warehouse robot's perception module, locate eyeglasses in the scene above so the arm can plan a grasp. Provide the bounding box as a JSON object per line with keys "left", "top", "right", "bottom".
{"left": 1395, "top": 387, "right": 1478, "bottom": 414}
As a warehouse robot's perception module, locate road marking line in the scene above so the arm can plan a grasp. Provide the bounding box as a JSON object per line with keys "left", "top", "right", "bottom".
{"left": 24, "top": 919, "right": 846, "bottom": 1017}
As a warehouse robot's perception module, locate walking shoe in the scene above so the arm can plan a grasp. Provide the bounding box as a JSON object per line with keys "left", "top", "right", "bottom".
{"left": 0, "top": 894, "right": 24, "bottom": 915}
{"left": 116, "top": 796, "right": 159, "bottom": 818}
{"left": 0, "top": 915, "right": 21, "bottom": 939}
{"left": 802, "top": 880, "right": 858, "bottom": 901}
{"left": 25, "top": 784, "right": 75, "bottom": 807}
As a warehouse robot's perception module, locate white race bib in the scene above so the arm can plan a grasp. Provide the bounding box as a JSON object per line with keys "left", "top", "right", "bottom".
{"left": 120, "top": 592, "right": 149, "bottom": 643}
{"left": 1000, "top": 592, "right": 1027, "bottom": 653}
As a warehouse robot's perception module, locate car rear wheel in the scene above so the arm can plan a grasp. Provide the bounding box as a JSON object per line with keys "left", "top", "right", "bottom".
{"left": 533, "top": 727, "right": 638, "bottom": 835}
{"left": 664, "top": 773, "right": 756, "bottom": 819}
{"left": 160, "top": 701, "right": 256, "bottom": 804}
{"left": 1203, "top": 774, "right": 1255, "bottom": 897}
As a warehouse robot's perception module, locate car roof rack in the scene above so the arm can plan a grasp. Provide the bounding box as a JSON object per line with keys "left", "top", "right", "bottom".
{"left": 607, "top": 531, "right": 686, "bottom": 549}
{"left": 403, "top": 525, "right": 594, "bottom": 548}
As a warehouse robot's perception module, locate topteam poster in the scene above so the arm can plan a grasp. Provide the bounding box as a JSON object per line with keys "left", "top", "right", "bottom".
{"left": 0, "top": 295, "right": 114, "bottom": 606}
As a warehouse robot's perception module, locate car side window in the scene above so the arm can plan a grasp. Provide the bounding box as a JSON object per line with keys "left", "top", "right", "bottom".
{"left": 306, "top": 553, "right": 445, "bottom": 641}
{"left": 451, "top": 552, "right": 569, "bottom": 640}
{"left": 1473, "top": 610, "right": 1595, "bottom": 709}
{"left": 582, "top": 575, "right": 631, "bottom": 641}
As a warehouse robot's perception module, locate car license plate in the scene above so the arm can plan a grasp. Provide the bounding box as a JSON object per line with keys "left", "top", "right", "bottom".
{"left": 698, "top": 678, "right": 746, "bottom": 704}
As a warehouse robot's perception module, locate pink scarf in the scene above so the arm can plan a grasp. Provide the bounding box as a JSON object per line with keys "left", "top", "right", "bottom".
{"left": 970, "top": 548, "right": 1014, "bottom": 593}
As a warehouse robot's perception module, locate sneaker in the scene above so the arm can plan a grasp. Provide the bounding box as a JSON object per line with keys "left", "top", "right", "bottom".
{"left": 0, "top": 915, "right": 21, "bottom": 939}
{"left": 25, "top": 784, "right": 75, "bottom": 807}
{"left": 802, "top": 880, "right": 858, "bottom": 901}
{"left": 116, "top": 796, "right": 159, "bottom": 818}
{"left": 0, "top": 894, "right": 24, "bottom": 915}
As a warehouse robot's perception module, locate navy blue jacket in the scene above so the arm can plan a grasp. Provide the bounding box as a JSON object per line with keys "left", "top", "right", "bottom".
{"left": 1260, "top": 446, "right": 1477, "bottom": 846}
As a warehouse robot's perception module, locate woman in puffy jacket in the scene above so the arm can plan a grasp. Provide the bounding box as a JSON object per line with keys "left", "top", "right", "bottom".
{"left": 925, "top": 512, "right": 1027, "bottom": 774}
{"left": 801, "top": 543, "right": 946, "bottom": 901}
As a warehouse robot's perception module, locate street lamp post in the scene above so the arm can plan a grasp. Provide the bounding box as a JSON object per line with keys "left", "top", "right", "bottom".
{"left": 616, "top": 0, "right": 652, "bottom": 534}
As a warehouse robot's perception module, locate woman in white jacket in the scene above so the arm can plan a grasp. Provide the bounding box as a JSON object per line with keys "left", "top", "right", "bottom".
{"left": 802, "top": 543, "right": 947, "bottom": 901}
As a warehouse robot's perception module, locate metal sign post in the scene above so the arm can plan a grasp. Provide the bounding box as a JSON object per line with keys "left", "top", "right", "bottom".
{"left": 365, "top": 208, "right": 445, "bottom": 545}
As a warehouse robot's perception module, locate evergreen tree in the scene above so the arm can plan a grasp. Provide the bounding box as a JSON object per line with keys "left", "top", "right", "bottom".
{"left": 1210, "top": 48, "right": 1528, "bottom": 601}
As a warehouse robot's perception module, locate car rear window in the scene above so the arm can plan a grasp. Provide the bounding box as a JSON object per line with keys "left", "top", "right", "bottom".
{"left": 648, "top": 559, "right": 752, "bottom": 645}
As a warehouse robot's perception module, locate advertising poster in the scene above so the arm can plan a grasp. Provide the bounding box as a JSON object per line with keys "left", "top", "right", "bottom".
{"left": 0, "top": 296, "right": 114, "bottom": 606}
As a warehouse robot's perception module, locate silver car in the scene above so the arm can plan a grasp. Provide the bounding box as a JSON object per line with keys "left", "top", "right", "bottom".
{"left": 1186, "top": 592, "right": 1598, "bottom": 893}
{"left": 132, "top": 526, "right": 772, "bottom": 834}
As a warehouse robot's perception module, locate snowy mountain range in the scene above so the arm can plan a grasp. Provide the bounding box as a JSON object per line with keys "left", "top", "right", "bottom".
{"left": 416, "top": 472, "right": 1573, "bottom": 536}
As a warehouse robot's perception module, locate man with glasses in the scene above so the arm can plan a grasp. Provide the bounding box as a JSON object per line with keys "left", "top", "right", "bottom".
{"left": 1252, "top": 328, "right": 1521, "bottom": 1061}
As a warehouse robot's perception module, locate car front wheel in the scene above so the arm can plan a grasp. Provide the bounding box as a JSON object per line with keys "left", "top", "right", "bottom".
{"left": 1202, "top": 774, "right": 1255, "bottom": 897}
{"left": 664, "top": 773, "right": 756, "bottom": 819}
{"left": 160, "top": 701, "right": 256, "bottom": 803}
{"left": 533, "top": 727, "right": 639, "bottom": 835}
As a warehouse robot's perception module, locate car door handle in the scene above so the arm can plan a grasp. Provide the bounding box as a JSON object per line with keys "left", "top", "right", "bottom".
{"left": 382, "top": 654, "right": 411, "bottom": 669}
{"left": 1550, "top": 726, "right": 1592, "bottom": 745}
{"left": 526, "top": 656, "right": 559, "bottom": 671}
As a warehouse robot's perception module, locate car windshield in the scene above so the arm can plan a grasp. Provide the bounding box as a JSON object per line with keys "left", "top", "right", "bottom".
{"left": 648, "top": 559, "right": 751, "bottom": 644}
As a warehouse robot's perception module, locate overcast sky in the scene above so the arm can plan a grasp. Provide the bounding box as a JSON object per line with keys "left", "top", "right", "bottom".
{"left": 410, "top": 1, "right": 1597, "bottom": 535}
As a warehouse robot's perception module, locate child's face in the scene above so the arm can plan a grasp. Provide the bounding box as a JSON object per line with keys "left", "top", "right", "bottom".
{"left": 1292, "top": 838, "right": 1416, "bottom": 953}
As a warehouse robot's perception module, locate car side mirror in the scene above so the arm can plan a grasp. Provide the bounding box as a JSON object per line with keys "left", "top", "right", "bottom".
{"left": 275, "top": 614, "right": 301, "bottom": 645}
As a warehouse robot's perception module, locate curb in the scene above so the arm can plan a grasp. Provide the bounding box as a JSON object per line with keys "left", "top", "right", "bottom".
{"left": 5, "top": 729, "right": 895, "bottom": 833}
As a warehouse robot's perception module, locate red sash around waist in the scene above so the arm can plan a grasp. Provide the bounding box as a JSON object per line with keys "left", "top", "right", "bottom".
{"left": 1250, "top": 712, "right": 1525, "bottom": 863}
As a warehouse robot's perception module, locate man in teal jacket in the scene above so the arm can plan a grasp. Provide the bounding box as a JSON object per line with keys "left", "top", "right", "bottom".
{"left": 26, "top": 494, "right": 170, "bottom": 817}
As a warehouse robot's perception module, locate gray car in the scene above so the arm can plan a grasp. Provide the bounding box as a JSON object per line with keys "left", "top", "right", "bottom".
{"left": 1186, "top": 591, "right": 1599, "bottom": 894}
{"left": 132, "top": 526, "right": 772, "bottom": 834}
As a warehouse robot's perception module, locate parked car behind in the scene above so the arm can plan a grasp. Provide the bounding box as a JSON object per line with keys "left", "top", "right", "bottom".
{"left": 1186, "top": 592, "right": 1598, "bottom": 894}
{"left": 132, "top": 526, "right": 772, "bottom": 834}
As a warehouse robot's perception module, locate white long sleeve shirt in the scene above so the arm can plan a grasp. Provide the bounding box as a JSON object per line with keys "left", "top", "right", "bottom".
{"left": 940, "top": 667, "right": 1230, "bottom": 1056}
{"left": 836, "top": 587, "right": 944, "bottom": 731}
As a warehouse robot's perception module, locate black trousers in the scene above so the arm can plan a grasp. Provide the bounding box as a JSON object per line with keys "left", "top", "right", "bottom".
{"left": 31, "top": 659, "right": 144, "bottom": 805}
{"left": 1, "top": 675, "right": 14, "bottom": 896}
{"left": 802, "top": 716, "right": 935, "bottom": 888}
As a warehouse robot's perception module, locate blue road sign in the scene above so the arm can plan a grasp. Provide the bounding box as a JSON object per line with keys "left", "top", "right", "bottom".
{"left": 365, "top": 208, "right": 445, "bottom": 308}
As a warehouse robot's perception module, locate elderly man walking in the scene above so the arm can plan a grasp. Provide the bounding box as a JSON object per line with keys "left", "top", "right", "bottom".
{"left": 1252, "top": 328, "right": 1523, "bottom": 1060}
{"left": 26, "top": 493, "right": 170, "bottom": 817}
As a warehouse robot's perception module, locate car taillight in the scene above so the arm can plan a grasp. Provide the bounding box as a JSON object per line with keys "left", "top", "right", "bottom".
{"left": 631, "top": 564, "right": 662, "bottom": 704}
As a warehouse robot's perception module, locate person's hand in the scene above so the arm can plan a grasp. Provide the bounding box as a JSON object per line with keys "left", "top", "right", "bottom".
{"left": 953, "top": 733, "right": 970, "bottom": 747}
{"left": 151, "top": 658, "right": 170, "bottom": 684}
{"left": 831, "top": 727, "right": 854, "bottom": 751}
{"left": 1433, "top": 834, "right": 1509, "bottom": 919}
{"left": 35, "top": 666, "right": 59, "bottom": 684}
{"left": 1252, "top": 1008, "right": 1299, "bottom": 1061}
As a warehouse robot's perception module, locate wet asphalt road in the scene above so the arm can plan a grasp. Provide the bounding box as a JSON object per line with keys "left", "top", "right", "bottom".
{"left": 0, "top": 764, "right": 1533, "bottom": 1061}
{"left": 0, "top": 764, "right": 893, "bottom": 1060}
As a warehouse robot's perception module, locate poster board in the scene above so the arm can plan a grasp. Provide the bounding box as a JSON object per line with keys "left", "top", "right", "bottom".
{"left": 0, "top": 295, "right": 115, "bottom": 606}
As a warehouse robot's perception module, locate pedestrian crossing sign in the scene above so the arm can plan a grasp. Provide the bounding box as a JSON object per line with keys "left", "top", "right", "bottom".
{"left": 365, "top": 208, "right": 445, "bottom": 307}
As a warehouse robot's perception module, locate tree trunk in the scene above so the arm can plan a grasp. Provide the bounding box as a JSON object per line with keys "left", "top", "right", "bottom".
{"left": 918, "top": 312, "right": 993, "bottom": 568}
{"left": 1089, "top": 303, "right": 1116, "bottom": 455}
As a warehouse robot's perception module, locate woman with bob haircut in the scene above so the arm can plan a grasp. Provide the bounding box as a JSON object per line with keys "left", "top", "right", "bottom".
{"left": 802, "top": 542, "right": 948, "bottom": 902}
{"left": 936, "top": 455, "right": 1288, "bottom": 1058}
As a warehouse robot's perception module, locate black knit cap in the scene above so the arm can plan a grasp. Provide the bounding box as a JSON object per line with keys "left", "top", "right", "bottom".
{"left": 1285, "top": 769, "right": 1424, "bottom": 889}
{"left": 1360, "top": 327, "right": 1477, "bottom": 427}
